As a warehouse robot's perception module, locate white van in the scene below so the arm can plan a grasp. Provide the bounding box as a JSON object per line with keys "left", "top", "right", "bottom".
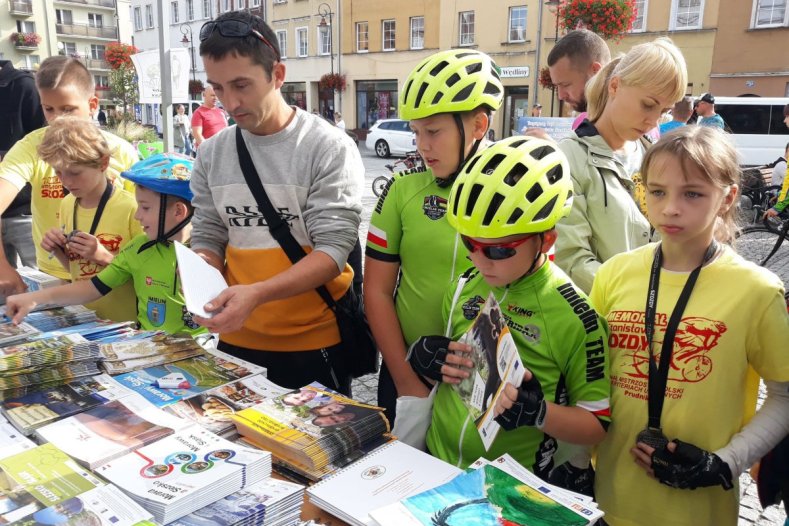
{"left": 711, "top": 97, "right": 789, "bottom": 166}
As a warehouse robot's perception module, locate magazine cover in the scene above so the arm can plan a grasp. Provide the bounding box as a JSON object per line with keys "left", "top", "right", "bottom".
{"left": 2, "top": 374, "right": 131, "bottom": 434}
{"left": 36, "top": 393, "right": 192, "bottom": 469}
{"left": 454, "top": 292, "right": 525, "bottom": 450}
{"left": 26, "top": 485, "right": 155, "bottom": 526}
{"left": 166, "top": 375, "right": 290, "bottom": 436}
{"left": 112, "top": 349, "right": 264, "bottom": 407}
{"left": 0, "top": 443, "right": 102, "bottom": 525}
{"left": 102, "top": 348, "right": 205, "bottom": 375}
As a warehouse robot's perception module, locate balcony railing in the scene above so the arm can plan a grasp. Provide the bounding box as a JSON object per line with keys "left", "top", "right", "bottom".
{"left": 54, "top": 0, "right": 115, "bottom": 8}
{"left": 9, "top": 0, "right": 33, "bottom": 15}
{"left": 83, "top": 57, "right": 110, "bottom": 70}
{"left": 57, "top": 22, "right": 118, "bottom": 39}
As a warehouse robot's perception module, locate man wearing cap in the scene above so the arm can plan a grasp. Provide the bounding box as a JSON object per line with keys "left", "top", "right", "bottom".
{"left": 696, "top": 93, "right": 725, "bottom": 129}
{"left": 531, "top": 103, "right": 542, "bottom": 117}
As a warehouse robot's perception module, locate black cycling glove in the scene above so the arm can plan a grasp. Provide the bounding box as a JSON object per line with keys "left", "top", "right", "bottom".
{"left": 406, "top": 335, "right": 451, "bottom": 381}
{"left": 494, "top": 375, "right": 546, "bottom": 431}
{"left": 651, "top": 439, "right": 733, "bottom": 490}
{"left": 547, "top": 462, "right": 596, "bottom": 498}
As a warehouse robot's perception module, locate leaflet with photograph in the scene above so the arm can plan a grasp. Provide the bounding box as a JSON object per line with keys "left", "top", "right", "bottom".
{"left": 371, "top": 464, "right": 599, "bottom": 526}
{"left": 17, "top": 265, "right": 69, "bottom": 292}
{"left": 0, "top": 321, "right": 40, "bottom": 347}
{"left": 1, "top": 373, "right": 132, "bottom": 435}
{"left": 36, "top": 391, "right": 193, "bottom": 469}
{"left": 0, "top": 443, "right": 102, "bottom": 525}
{"left": 307, "top": 440, "right": 462, "bottom": 526}
{"left": 0, "top": 333, "right": 100, "bottom": 373}
{"left": 453, "top": 292, "right": 525, "bottom": 450}
{"left": 113, "top": 348, "right": 264, "bottom": 407}
{"left": 29, "top": 484, "right": 155, "bottom": 526}
{"left": 20, "top": 305, "right": 97, "bottom": 332}
{"left": 96, "top": 427, "right": 271, "bottom": 524}
{"left": 100, "top": 333, "right": 203, "bottom": 362}
{"left": 0, "top": 359, "right": 101, "bottom": 391}
{"left": 166, "top": 374, "right": 290, "bottom": 437}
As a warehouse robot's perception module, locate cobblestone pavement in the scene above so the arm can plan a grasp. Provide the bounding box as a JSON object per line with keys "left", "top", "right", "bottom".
{"left": 354, "top": 144, "right": 787, "bottom": 525}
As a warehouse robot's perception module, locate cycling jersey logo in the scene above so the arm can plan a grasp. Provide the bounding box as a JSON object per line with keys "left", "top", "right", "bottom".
{"left": 422, "top": 195, "right": 447, "bottom": 220}
{"left": 224, "top": 205, "right": 299, "bottom": 228}
{"left": 147, "top": 297, "right": 167, "bottom": 327}
{"left": 97, "top": 233, "right": 123, "bottom": 253}
{"left": 461, "top": 295, "right": 486, "bottom": 320}
{"left": 40, "top": 175, "right": 65, "bottom": 199}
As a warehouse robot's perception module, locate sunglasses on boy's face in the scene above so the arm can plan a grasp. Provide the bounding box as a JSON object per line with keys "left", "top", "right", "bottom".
{"left": 199, "top": 19, "right": 280, "bottom": 61}
{"left": 460, "top": 234, "right": 536, "bottom": 261}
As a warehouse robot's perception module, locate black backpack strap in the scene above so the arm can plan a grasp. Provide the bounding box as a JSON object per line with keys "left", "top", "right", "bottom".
{"left": 234, "top": 127, "right": 339, "bottom": 311}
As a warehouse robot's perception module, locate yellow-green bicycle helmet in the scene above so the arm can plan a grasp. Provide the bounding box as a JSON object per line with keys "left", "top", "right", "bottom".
{"left": 399, "top": 49, "right": 504, "bottom": 120}
{"left": 448, "top": 136, "right": 573, "bottom": 238}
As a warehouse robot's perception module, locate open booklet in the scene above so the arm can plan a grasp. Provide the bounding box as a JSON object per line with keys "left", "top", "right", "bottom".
{"left": 454, "top": 291, "right": 525, "bottom": 450}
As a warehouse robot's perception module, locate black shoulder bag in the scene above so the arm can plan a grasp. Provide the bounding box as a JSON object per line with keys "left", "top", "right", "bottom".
{"left": 234, "top": 127, "right": 379, "bottom": 378}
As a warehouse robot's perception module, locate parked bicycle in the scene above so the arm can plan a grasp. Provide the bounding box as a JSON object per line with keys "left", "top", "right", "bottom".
{"left": 372, "top": 151, "right": 425, "bottom": 197}
{"left": 736, "top": 165, "right": 781, "bottom": 227}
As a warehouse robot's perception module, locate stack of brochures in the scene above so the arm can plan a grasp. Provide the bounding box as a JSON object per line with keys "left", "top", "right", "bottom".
{"left": 21, "top": 305, "right": 98, "bottom": 331}
{"left": 232, "top": 382, "right": 391, "bottom": 483}
{"left": 17, "top": 265, "right": 69, "bottom": 292}
{"left": 96, "top": 427, "right": 272, "bottom": 524}
{"left": 30, "top": 484, "right": 156, "bottom": 526}
{"left": 166, "top": 374, "right": 291, "bottom": 439}
{"left": 169, "top": 477, "right": 305, "bottom": 526}
{"left": 1, "top": 373, "right": 130, "bottom": 435}
{"left": 0, "top": 320, "right": 40, "bottom": 346}
{"left": 35, "top": 391, "right": 193, "bottom": 469}
{"left": 113, "top": 348, "right": 265, "bottom": 408}
{"left": 370, "top": 453, "right": 604, "bottom": 526}
{"left": 0, "top": 413, "right": 36, "bottom": 458}
{"left": 306, "top": 440, "right": 462, "bottom": 526}
{"left": 99, "top": 332, "right": 205, "bottom": 374}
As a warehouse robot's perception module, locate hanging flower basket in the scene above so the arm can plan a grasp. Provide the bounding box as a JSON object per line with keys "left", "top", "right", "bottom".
{"left": 105, "top": 42, "right": 138, "bottom": 70}
{"left": 188, "top": 79, "right": 204, "bottom": 95}
{"left": 10, "top": 32, "right": 41, "bottom": 47}
{"left": 319, "top": 73, "right": 346, "bottom": 92}
{"left": 539, "top": 67, "right": 555, "bottom": 90}
{"left": 557, "top": 0, "right": 637, "bottom": 41}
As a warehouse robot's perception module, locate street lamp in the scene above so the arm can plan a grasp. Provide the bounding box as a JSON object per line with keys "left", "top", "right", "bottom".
{"left": 545, "top": 0, "right": 560, "bottom": 117}
{"left": 180, "top": 23, "right": 196, "bottom": 83}
{"left": 317, "top": 3, "right": 334, "bottom": 77}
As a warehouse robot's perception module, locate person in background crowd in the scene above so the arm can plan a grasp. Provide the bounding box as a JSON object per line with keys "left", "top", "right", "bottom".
{"left": 0, "top": 56, "right": 137, "bottom": 295}
{"left": 770, "top": 142, "right": 788, "bottom": 187}
{"left": 173, "top": 104, "right": 192, "bottom": 156}
{"left": 97, "top": 107, "right": 107, "bottom": 127}
{"left": 530, "top": 103, "right": 543, "bottom": 117}
{"left": 0, "top": 59, "right": 46, "bottom": 269}
{"left": 334, "top": 112, "right": 346, "bottom": 130}
{"left": 696, "top": 92, "right": 725, "bottom": 130}
{"left": 659, "top": 96, "right": 693, "bottom": 135}
{"left": 191, "top": 85, "right": 228, "bottom": 149}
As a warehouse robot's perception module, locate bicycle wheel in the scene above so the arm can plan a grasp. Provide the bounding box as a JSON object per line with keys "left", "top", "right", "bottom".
{"left": 734, "top": 226, "right": 789, "bottom": 284}
{"left": 372, "top": 176, "right": 391, "bottom": 197}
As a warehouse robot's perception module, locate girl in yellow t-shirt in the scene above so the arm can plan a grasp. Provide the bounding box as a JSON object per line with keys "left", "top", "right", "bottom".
{"left": 36, "top": 117, "right": 142, "bottom": 321}
{"left": 590, "top": 126, "right": 789, "bottom": 526}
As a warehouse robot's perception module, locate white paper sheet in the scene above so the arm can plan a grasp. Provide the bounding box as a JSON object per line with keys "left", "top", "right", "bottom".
{"left": 174, "top": 241, "right": 228, "bottom": 319}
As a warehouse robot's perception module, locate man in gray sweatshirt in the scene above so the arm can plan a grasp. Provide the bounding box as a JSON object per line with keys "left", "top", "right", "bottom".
{"left": 190, "top": 11, "right": 363, "bottom": 395}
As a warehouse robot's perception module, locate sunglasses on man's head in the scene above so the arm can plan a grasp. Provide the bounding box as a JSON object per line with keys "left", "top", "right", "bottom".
{"left": 200, "top": 19, "right": 280, "bottom": 61}
{"left": 460, "top": 234, "right": 536, "bottom": 261}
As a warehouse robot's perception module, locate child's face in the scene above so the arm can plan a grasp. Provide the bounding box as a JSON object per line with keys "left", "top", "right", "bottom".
{"left": 39, "top": 84, "right": 98, "bottom": 123}
{"left": 645, "top": 153, "right": 737, "bottom": 247}
{"left": 410, "top": 113, "right": 484, "bottom": 180}
{"left": 466, "top": 234, "right": 544, "bottom": 288}
{"left": 134, "top": 186, "right": 182, "bottom": 239}
{"left": 55, "top": 163, "right": 106, "bottom": 199}
{"left": 282, "top": 390, "right": 316, "bottom": 406}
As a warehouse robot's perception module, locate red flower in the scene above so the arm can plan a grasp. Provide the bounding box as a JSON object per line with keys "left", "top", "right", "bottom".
{"left": 558, "top": 0, "right": 635, "bottom": 41}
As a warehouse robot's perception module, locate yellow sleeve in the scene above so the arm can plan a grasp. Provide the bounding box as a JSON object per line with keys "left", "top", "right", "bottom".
{"left": 777, "top": 167, "right": 789, "bottom": 202}
{"left": 0, "top": 129, "right": 44, "bottom": 190}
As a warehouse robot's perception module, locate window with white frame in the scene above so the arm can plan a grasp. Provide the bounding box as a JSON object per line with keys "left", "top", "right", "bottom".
{"left": 22, "top": 55, "right": 40, "bottom": 70}
{"left": 318, "top": 24, "right": 331, "bottom": 55}
{"left": 356, "top": 21, "right": 368, "bottom": 52}
{"left": 509, "top": 6, "right": 526, "bottom": 42}
{"left": 276, "top": 30, "right": 287, "bottom": 58}
{"left": 296, "top": 27, "right": 307, "bottom": 57}
{"left": 17, "top": 20, "right": 35, "bottom": 33}
{"left": 222, "top": 0, "right": 230, "bottom": 13}
{"left": 88, "top": 13, "right": 103, "bottom": 27}
{"left": 631, "top": 0, "right": 648, "bottom": 31}
{"left": 94, "top": 75, "right": 109, "bottom": 88}
{"left": 56, "top": 9, "right": 72, "bottom": 25}
{"left": 186, "top": 0, "right": 194, "bottom": 20}
{"left": 202, "top": 0, "right": 211, "bottom": 19}
{"left": 382, "top": 19, "right": 395, "bottom": 51}
{"left": 170, "top": 2, "right": 179, "bottom": 24}
{"left": 671, "top": 0, "right": 703, "bottom": 30}
{"left": 410, "top": 16, "right": 424, "bottom": 49}
{"left": 90, "top": 44, "right": 105, "bottom": 60}
{"left": 753, "top": 0, "right": 788, "bottom": 27}
{"left": 252, "top": 0, "right": 260, "bottom": 6}
{"left": 62, "top": 42, "right": 77, "bottom": 56}
{"left": 145, "top": 4, "right": 154, "bottom": 28}
{"left": 459, "top": 11, "right": 475, "bottom": 45}
{"left": 133, "top": 6, "right": 142, "bottom": 30}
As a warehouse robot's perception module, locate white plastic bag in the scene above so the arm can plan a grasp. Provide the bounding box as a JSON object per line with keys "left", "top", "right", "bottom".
{"left": 391, "top": 385, "right": 438, "bottom": 452}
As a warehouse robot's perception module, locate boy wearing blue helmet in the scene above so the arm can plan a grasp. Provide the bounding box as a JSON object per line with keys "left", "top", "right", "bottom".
{"left": 6, "top": 154, "right": 206, "bottom": 336}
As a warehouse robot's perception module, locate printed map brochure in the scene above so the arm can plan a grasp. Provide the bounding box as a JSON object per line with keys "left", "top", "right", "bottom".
{"left": 30, "top": 484, "right": 155, "bottom": 526}
{"left": 0, "top": 443, "right": 102, "bottom": 524}
{"left": 454, "top": 292, "right": 525, "bottom": 450}
{"left": 113, "top": 348, "right": 264, "bottom": 407}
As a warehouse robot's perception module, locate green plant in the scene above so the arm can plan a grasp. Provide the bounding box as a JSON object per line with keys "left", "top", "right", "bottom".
{"left": 10, "top": 32, "right": 41, "bottom": 46}
{"left": 557, "top": 0, "right": 637, "bottom": 41}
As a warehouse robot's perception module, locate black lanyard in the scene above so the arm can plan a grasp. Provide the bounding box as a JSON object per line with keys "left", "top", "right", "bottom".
{"left": 643, "top": 242, "right": 717, "bottom": 430}
{"left": 73, "top": 181, "right": 113, "bottom": 236}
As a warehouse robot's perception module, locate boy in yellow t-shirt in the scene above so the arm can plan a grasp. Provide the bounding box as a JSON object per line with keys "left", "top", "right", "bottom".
{"left": 36, "top": 117, "right": 141, "bottom": 321}
{"left": 0, "top": 56, "right": 137, "bottom": 293}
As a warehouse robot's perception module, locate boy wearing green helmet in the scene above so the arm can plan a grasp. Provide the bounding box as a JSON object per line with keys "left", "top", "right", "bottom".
{"left": 365, "top": 49, "right": 503, "bottom": 423}
{"left": 6, "top": 154, "right": 206, "bottom": 337}
{"left": 408, "top": 136, "right": 611, "bottom": 487}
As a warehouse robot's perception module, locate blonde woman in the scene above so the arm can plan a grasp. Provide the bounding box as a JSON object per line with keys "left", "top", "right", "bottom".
{"left": 554, "top": 38, "right": 688, "bottom": 293}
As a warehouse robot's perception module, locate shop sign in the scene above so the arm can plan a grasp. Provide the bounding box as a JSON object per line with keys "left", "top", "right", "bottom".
{"left": 500, "top": 66, "right": 531, "bottom": 78}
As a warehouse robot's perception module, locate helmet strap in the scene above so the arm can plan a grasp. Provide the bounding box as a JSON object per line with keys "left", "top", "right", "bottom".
{"left": 436, "top": 113, "right": 481, "bottom": 188}
{"left": 523, "top": 233, "right": 546, "bottom": 277}
{"left": 137, "top": 195, "right": 194, "bottom": 253}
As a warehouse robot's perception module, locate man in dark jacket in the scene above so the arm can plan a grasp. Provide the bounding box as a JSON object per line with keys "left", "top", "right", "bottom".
{"left": 0, "top": 60, "right": 46, "bottom": 269}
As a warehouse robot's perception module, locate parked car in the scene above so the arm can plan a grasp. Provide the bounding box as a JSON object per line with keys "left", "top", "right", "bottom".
{"left": 365, "top": 119, "right": 416, "bottom": 158}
